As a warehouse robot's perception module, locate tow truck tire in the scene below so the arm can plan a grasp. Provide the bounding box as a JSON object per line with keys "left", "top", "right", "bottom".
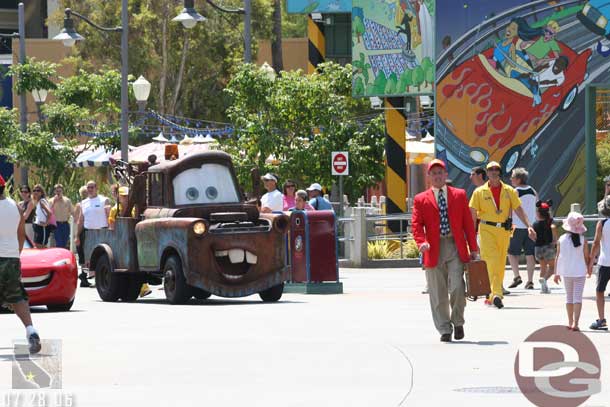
{"left": 190, "top": 287, "right": 212, "bottom": 300}
{"left": 163, "top": 255, "right": 190, "bottom": 304}
{"left": 259, "top": 283, "right": 284, "bottom": 302}
{"left": 120, "top": 275, "right": 144, "bottom": 302}
{"left": 95, "top": 254, "right": 123, "bottom": 302}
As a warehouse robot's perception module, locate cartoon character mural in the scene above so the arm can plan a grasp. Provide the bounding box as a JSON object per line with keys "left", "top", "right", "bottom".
{"left": 436, "top": 1, "right": 607, "bottom": 214}
{"left": 352, "top": 0, "right": 435, "bottom": 97}
{"left": 577, "top": 0, "right": 610, "bottom": 57}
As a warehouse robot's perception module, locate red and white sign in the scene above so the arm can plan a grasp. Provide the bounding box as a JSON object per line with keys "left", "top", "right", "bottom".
{"left": 332, "top": 151, "right": 349, "bottom": 176}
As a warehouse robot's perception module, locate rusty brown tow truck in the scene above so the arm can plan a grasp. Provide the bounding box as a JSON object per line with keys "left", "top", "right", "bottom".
{"left": 82, "top": 151, "right": 290, "bottom": 304}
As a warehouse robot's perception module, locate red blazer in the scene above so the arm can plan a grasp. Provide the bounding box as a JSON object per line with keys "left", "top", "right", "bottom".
{"left": 411, "top": 186, "right": 478, "bottom": 268}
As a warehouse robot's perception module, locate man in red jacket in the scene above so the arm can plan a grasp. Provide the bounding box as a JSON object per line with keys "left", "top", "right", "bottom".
{"left": 412, "top": 159, "right": 479, "bottom": 342}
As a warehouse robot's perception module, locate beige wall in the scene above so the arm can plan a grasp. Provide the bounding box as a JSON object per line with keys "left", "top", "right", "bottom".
{"left": 12, "top": 38, "right": 74, "bottom": 122}
{"left": 256, "top": 38, "right": 308, "bottom": 72}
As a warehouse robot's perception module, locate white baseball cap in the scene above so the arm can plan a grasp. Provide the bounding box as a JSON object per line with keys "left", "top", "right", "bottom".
{"left": 262, "top": 173, "right": 278, "bottom": 182}
{"left": 306, "top": 183, "right": 322, "bottom": 192}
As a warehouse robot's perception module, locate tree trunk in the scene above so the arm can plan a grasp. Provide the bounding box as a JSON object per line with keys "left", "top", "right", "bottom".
{"left": 169, "top": 32, "right": 190, "bottom": 115}
{"left": 159, "top": 13, "right": 169, "bottom": 114}
{"left": 271, "top": 0, "right": 284, "bottom": 72}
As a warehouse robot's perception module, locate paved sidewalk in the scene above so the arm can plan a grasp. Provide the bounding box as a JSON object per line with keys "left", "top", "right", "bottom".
{"left": 0, "top": 267, "right": 608, "bottom": 407}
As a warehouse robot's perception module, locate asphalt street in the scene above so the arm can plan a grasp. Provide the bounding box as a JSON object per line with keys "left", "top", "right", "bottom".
{"left": 1, "top": 267, "right": 609, "bottom": 407}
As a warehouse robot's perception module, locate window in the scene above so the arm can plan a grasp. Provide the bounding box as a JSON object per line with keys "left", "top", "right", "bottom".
{"left": 148, "top": 173, "right": 164, "bottom": 207}
{"left": 173, "top": 164, "right": 240, "bottom": 206}
{"left": 325, "top": 13, "right": 352, "bottom": 66}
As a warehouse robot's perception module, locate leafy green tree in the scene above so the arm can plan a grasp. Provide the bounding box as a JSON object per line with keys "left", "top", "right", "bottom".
{"left": 53, "top": 0, "right": 277, "bottom": 121}
{"left": 5, "top": 58, "right": 58, "bottom": 95}
{"left": 413, "top": 66, "right": 424, "bottom": 92}
{"left": 398, "top": 69, "right": 413, "bottom": 93}
{"left": 385, "top": 73, "right": 398, "bottom": 95}
{"left": 224, "top": 62, "right": 385, "bottom": 200}
{"left": 352, "top": 52, "right": 371, "bottom": 85}
{"left": 353, "top": 16, "right": 365, "bottom": 44}
{"left": 370, "top": 71, "right": 387, "bottom": 96}
{"left": 353, "top": 76, "right": 365, "bottom": 96}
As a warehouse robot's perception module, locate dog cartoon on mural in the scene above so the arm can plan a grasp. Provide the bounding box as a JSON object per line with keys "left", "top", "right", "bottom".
{"left": 577, "top": 0, "right": 610, "bottom": 57}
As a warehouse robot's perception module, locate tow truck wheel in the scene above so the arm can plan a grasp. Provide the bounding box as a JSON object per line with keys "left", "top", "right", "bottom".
{"left": 259, "top": 283, "right": 284, "bottom": 302}
{"left": 120, "top": 275, "right": 144, "bottom": 302}
{"left": 163, "top": 255, "right": 190, "bottom": 304}
{"left": 95, "top": 254, "right": 123, "bottom": 302}
{"left": 190, "top": 287, "right": 212, "bottom": 300}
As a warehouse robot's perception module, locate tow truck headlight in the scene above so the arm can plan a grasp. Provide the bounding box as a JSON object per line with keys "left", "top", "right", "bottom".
{"left": 583, "top": 4, "right": 591, "bottom": 15}
{"left": 193, "top": 221, "right": 207, "bottom": 235}
{"left": 597, "top": 15, "right": 608, "bottom": 29}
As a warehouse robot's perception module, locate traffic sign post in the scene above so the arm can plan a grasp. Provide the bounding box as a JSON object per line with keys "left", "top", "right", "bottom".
{"left": 332, "top": 152, "right": 349, "bottom": 217}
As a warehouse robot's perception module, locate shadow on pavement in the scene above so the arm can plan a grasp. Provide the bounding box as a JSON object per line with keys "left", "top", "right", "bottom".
{"left": 107, "top": 298, "right": 306, "bottom": 306}
{"left": 501, "top": 307, "right": 542, "bottom": 310}
{"left": 449, "top": 340, "right": 510, "bottom": 346}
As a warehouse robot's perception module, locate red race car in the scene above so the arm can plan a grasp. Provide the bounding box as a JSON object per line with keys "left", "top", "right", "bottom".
{"left": 20, "top": 238, "right": 78, "bottom": 312}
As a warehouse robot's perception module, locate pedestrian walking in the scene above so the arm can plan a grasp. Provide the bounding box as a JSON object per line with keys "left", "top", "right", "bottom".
{"left": 49, "top": 184, "right": 73, "bottom": 249}
{"left": 554, "top": 212, "right": 591, "bottom": 331}
{"left": 469, "top": 166, "right": 487, "bottom": 188}
{"left": 32, "top": 184, "right": 53, "bottom": 249}
{"left": 307, "top": 183, "right": 333, "bottom": 211}
{"left": 260, "top": 173, "right": 283, "bottom": 213}
{"left": 587, "top": 196, "right": 610, "bottom": 330}
{"left": 533, "top": 200, "right": 557, "bottom": 294}
{"left": 469, "top": 161, "right": 536, "bottom": 309}
{"left": 412, "top": 159, "right": 478, "bottom": 342}
{"left": 0, "top": 175, "right": 41, "bottom": 354}
{"left": 73, "top": 186, "right": 89, "bottom": 287}
{"left": 17, "top": 185, "right": 35, "bottom": 242}
{"left": 74, "top": 181, "right": 110, "bottom": 286}
{"left": 508, "top": 168, "right": 537, "bottom": 290}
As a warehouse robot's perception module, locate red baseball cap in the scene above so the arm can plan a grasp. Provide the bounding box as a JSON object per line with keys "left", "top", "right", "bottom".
{"left": 427, "top": 159, "right": 446, "bottom": 173}
{"left": 0, "top": 174, "right": 5, "bottom": 187}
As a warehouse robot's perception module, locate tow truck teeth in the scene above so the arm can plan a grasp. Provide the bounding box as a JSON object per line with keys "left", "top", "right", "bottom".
{"left": 245, "top": 251, "right": 258, "bottom": 264}
{"left": 215, "top": 249, "right": 258, "bottom": 264}
{"left": 228, "top": 249, "right": 245, "bottom": 263}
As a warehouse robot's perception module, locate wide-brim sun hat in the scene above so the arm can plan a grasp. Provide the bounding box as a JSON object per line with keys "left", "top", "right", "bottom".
{"left": 562, "top": 211, "right": 587, "bottom": 234}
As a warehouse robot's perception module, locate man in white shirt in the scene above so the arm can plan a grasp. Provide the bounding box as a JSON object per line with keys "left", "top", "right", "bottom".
{"left": 508, "top": 168, "right": 538, "bottom": 290}
{"left": 260, "top": 173, "right": 283, "bottom": 213}
{"left": 74, "top": 180, "right": 110, "bottom": 286}
{"left": 0, "top": 175, "right": 41, "bottom": 353}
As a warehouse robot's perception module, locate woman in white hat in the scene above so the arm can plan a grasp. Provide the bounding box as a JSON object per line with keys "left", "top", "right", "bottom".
{"left": 553, "top": 212, "right": 592, "bottom": 331}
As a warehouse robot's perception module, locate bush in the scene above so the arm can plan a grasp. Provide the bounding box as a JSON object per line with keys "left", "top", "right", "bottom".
{"left": 368, "top": 239, "right": 420, "bottom": 260}
{"left": 368, "top": 240, "right": 393, "bottom": 260}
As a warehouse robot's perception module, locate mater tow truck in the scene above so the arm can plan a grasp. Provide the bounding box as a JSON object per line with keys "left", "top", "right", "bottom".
{"left": 82, "top": 151, "right": 290, "bottom": 304}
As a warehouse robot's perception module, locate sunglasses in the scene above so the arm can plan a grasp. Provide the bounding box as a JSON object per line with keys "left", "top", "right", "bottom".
{"left": 33, "top": 189, "right": 42, "bottom": 193}
{"left": 20, "top": 190, "right": 29, "bottom": 193}
{"left": 87, "top": 186, "right": 96, "bottom": 189}
{"left": 286, "top": 185, "right": 296, "bottom": 188}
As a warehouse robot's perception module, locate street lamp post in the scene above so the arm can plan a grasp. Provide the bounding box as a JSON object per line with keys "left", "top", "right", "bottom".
{"left": 53, "top": 2, "right": 130, "bottom": 163}
{"left": 1, "top": 3, "right": 28, "bottom": 184}
{"left": 31, "top": 88, "right": 48, "bottom": 123}
{"left": 173, "top": 0, "right": 251, "bottom": 63}
{"left": 132, "top": 75, "right": 151, "bottom": 112}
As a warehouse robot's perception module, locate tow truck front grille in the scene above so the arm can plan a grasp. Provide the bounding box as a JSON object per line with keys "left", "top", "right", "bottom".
{"left": 209, "top": 220, "right": 272, "bottom": 235}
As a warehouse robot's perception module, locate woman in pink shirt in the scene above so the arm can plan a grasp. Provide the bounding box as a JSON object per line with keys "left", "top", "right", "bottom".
{"left": 283, "top": 180, "right": 298, "bottom": 210}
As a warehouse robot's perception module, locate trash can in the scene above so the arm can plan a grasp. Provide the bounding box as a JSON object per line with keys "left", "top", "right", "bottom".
{"left": 285, "top": 210, "right": 343, "bottom": 294}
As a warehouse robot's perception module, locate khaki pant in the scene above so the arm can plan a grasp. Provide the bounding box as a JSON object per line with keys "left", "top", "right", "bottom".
{"left": 425, "top": 237, "right": 466, "bottom": 335}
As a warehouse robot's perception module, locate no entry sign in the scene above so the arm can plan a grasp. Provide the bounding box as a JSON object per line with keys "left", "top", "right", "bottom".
{"left": 332, "top": 151, "right": 349, "bottom": 176}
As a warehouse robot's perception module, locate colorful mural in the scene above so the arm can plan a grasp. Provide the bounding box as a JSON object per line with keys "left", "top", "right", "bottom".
{"left": 287, "top": 0, "right": 352, "bottom": 14}
{"left": 435, "top": 1, "right": 610, "bottom": 213}
{"left": 351, "top": 0, "right": 435, "bottom": 97}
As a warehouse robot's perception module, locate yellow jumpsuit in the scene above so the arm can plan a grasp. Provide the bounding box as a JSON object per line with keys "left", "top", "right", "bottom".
{"left": 469, "top": 182, "right": 521, "bottom": 300}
